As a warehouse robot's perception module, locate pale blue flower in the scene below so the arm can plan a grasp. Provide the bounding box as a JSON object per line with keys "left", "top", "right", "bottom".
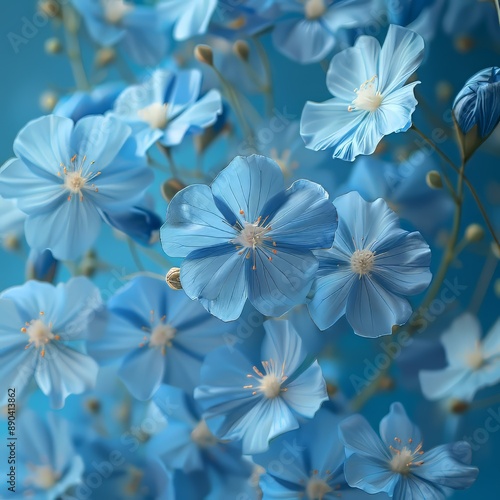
{"left": 72, "top": 0, "right": 168, "bottom": 66}
{"left": 161, "top": 154, "right": 338, "bottom": 321}
{"left": 112, "top": 68, "right": 222, "bottom": 150}
{"left": 0, "top": 114, "right": 153, "bottom": 260}
{"left": 419, "top": 314, "right": 500, "bottom": 402}
{"left": 88, "top": 276, "right": 233, "bottom": 400}
{"left": 0, "top": 278, "right": 100, "bottom": 409}
{"left": 339, "top": 402, "right": 479, "bottom": 499}
{"left": 272, "top": 0, "right": 376, "bottom": 64}
{"left": 0, "top": 197, "right": 25, "bottom": 251}
{"left": 16, "top": 411, "right": 84, "bottom": 500}
{"left": 194, "top": 319, "right": 328, "bottom": 454}
{"left": 308, "top": 191, "right": 431, "bottom": 337}
{"left": 301, "top": 25, "right": 424, "bottom": 161}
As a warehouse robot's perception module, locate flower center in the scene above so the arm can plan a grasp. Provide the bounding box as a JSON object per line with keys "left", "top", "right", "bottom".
{"left": 243, "top": 359, "right": 288, "bottom": 398}
{"left": 350, "top": 249, "right": 375, "bottom": 275}
{"left": 190, "top": 420, "right": 218, "bottom": 448}
{"left": 59, "top": 154, "right": 100, "bottom": 202}
{"left": 137, "top": 102, "right": 168, "bottom": 129}
{"left": 305, "top": 0, "right": 327, "bottom": 20}
{"left": 349, "top": 76, "right": 383, "bottom": 112}
{"left": 26, "top": 319, "right": 54, "bottom": 348}
{"left": 102, "top": 0, "right": 133, "bottom": 24}
{"left": 27, "top": 464, "right": 60, "bottom": 490}
{"left": 234, "top": 222, "right": 269, "bottom": 249}
{"left": 149, "top": 323, "right": 176, "bottom": 349}
{"left": 389, "top": 438, "right": 424, "bottom": 475}
{"left": 306, "top": 477, "right": 332, "bottom": 500}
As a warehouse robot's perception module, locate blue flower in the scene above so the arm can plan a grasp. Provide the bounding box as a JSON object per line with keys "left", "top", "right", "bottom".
{"left": 112, "top": 68, "right": 222, "bottom": 150}
{"left": 300, "top": 25, "right": 424, "bottom": 161}
{"left": 272, "top": 0, "right": 376, "bottom": 64}
{"left": 338, "top": 155, "right": 454, "bottom": 239}
{"left": 308, "top": 191, "right": 431, "bottom": 337}
{"left": 419, "top": 313, "right": 500, "bottom": 402}
{"left": 16, "top": 410, "right": 84, "bottom": 499}
{"left": 72, "top": 0, "right": 168, "bottom": 66}
{"left": 253, "top": 407, "right": 388, "bottom": 499}
{"left": 339, "top": 402, "right": 479, "bottom": 498}
{"left": 0, "top": 278, "right": 100, "bottom": 409}
{"left": 453, "top": 67, "right": 500, "bottom": 138}
{"left": 88, "top": 276, "right": 233, "bottom": 400}
{"left": 26, "top": 249, "right": 58, "bottom": 283}
{"left": 0, "top": 114, "right": 153, "bottom": 260}
{"left": 194, "top": 319, "right": 328, "bottom": 454}
{"left": 53, "top": 81, "right": 125, "bottom": 123}
{"left": 161, "top": 154, "right": 338, "bottom": 321}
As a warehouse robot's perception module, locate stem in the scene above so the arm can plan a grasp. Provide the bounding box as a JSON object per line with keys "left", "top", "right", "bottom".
{"left": 61, "top": 4, "right": 90, "bottom": 90}
{"left": 157, "top": 144, "right": 178, "bottom": 177}
{"left": 411, "top": 125, "right": 500, "bottom": 249}
{"left": 469, "top": 251, "right": 498, "bottom": 315}
{"left": 252, "top": 36, "right": 274, "bottom": 116}
{"left": 127, "top": 238, "right": 145, "bottom": 272}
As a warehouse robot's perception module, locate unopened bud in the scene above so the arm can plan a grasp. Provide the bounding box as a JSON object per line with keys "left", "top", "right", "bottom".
{"left": 45, "top": 37, "right": 62, "bottom": 54}
{"left": 436, "top": 81, "right": 453, "bottom": 103}
{"left": 233, "top": 40, "right": 250, "bottom": 61}
{"left": 454, "top": 36, "right": 475, "bottom": 53}
{"left": 379, "top": 376, "right": 395, "bottom": 391}
{"left": 194, "top": 45, "right": 214, "bottom": 66}
{"left": 166, "top": 267, "right": 182, "bottom": 290}
{"left": 494, "top": 278, "right": 500, "bottom": 297}
{"left": 449, "top": 400, "right": 469, "bottom": 414}
{"left": 2, "top": 234, "right": 20, "bottom": 252}
{"left": 161, "top": 179, "right": 186, "bottom": 202}
{"left": 465, "top": 224, "right": 484, "bottom": 243}
{"left": 85, "top": 398, "right": 101, "bottom": 414}
{"left": 95, "top": 47, "right": 116, "bottom": 67}
{"left": 40, "top": 91, "right": 58, "bottom": 112}
{"left": 38, "top": 0, "right": 61, "bottom": 18}
{"left": 426, "top": 170, "right": 443, "bottom": 189}
{"left": 492, "top": 242, "right": 500, "bottom": 259}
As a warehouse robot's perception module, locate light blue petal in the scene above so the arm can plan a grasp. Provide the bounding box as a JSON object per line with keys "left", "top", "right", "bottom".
{"left": 372, "top": 232, "right": 432, "bottom": 296}
{"left": 13, "top": 115, "right": 73, "bottom": 179}
{"left": 393, "top": 475, "right": 444, "bottom": 500}
{"left": 24, "top": 197, "right": 102, "bottom": 260}
{"left": 172, "top": 0, "right": 218, "bottom": 40}
{"left": 211, "top": 155, "right": 285, "bottom": 226}
{"left": 272, "top": 18, "right": 335, "bottom": 64}
{"left": 161, "top": 184, "right": 237, "bottom": 258}
{"left": 346, "top": 277, "right": 412, "bottom": 338}
{"left": 282, "top": 361, "right": 328, "bottom": 418}
{"left": 377, "top": 83, "right": 419, "bottom": 135}
{"left": 308, "top": 269, "right": 355, "bottom": 330}
{"left": 119, "top": 347, "right": 165, "bottom": 400}
{"left": 419, "top": 367, "right": 469, "bottom": 401}
{"left": 344, "top": 454, "right": 398, "bottom": 495}
{"left": 167, "top": 69, "right": 202, "bottom": 118}
{"left": 482, "top": 317, "right": 500, "bottom": 360}
{"left": 34, "top": 343, "right": 98, "bottom": 409}
{"left": 327, "top": 36, "right": 381, "bottom": 100}
{"left": 162, "top": 89, "right": 222, "bottom": 146}
{"left": 0, "top": 158, "right": 65, "bottom": 215}
{"left": 182, "top": 245, "right": 248, "bottom": 322}
{"left": 378, "top": 25, "right": 425, "bottom": 95}
{"left": 379, "top": 402, "right": 422, "bottom": 449}
{"left": 268, "top": 179, "right": 337, "bottom": 249}
{"left": 441, "top": 314, "right": 481, "bottom": 367}
{"left": 414, "top": 443, "right": 478, "bottom": 489}
{"left": 339, "top": 414, "right": 391, "bottom": 460}
{"left": 248, "top": 246, "right": 318, "bottom": 317}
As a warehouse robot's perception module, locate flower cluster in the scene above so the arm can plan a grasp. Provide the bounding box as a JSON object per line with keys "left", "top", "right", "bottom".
{"left": 2, "top": 0, "right": 500, "bottom": 498}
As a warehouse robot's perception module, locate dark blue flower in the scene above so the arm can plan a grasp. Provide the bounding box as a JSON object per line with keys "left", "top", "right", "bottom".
{"left": 339, "top": 402, "right": 479, "bottom": 499}
{"left": 161, "top": 154, "right": 338, "bottom": 321}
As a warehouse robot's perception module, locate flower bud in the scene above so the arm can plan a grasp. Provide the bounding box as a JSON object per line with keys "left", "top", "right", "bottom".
{"left": 161, "top": 179, "right": 186, "bottom": 203}
{"left": 494, "top": 278, "right": 500, "bottom": 297}
{"left": 453, "top": 67, "right": 500, "bottom": 160}
{"left": 194, "top": 45, "right": 214, "bottom": 66}
{"left": 233, "top": 40, "right": 250, "bottom": 61}
{"left": 492, "top": 242, "right": 500, "bottom": 259}
{"left": 38, "top": 0, "right": 61, "bottom": 18}
{"left": 166, "top": 267, "right": 182, "bottom": 290}
{"left": 40, "top": 91, "right": 58, "bottom": 112}
{"left": 45, "top": 37, "right": 62, "bottom": 54}
{"left": 95, "top": 47, "right": 116, "bottom": 67}
{"left": 465, "top": 224, "right": 485, "bottom": 243}
{"left": 449, "top": 400, "right": 469, "bottom": 414}
{"left": 426, "top": 170, "right": 443, "bottom": 189}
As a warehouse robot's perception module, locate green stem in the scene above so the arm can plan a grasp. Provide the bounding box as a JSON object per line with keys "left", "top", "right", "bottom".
{"left": 127, "top": 238, "right": 145, "bottom": 272}
{"left": 252, "top": 36, "right": 274, "bottom": 116}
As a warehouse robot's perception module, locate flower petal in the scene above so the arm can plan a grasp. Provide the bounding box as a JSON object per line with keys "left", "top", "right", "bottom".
{"left": 379, "top": 402, "right": 422, "bottom": 449}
